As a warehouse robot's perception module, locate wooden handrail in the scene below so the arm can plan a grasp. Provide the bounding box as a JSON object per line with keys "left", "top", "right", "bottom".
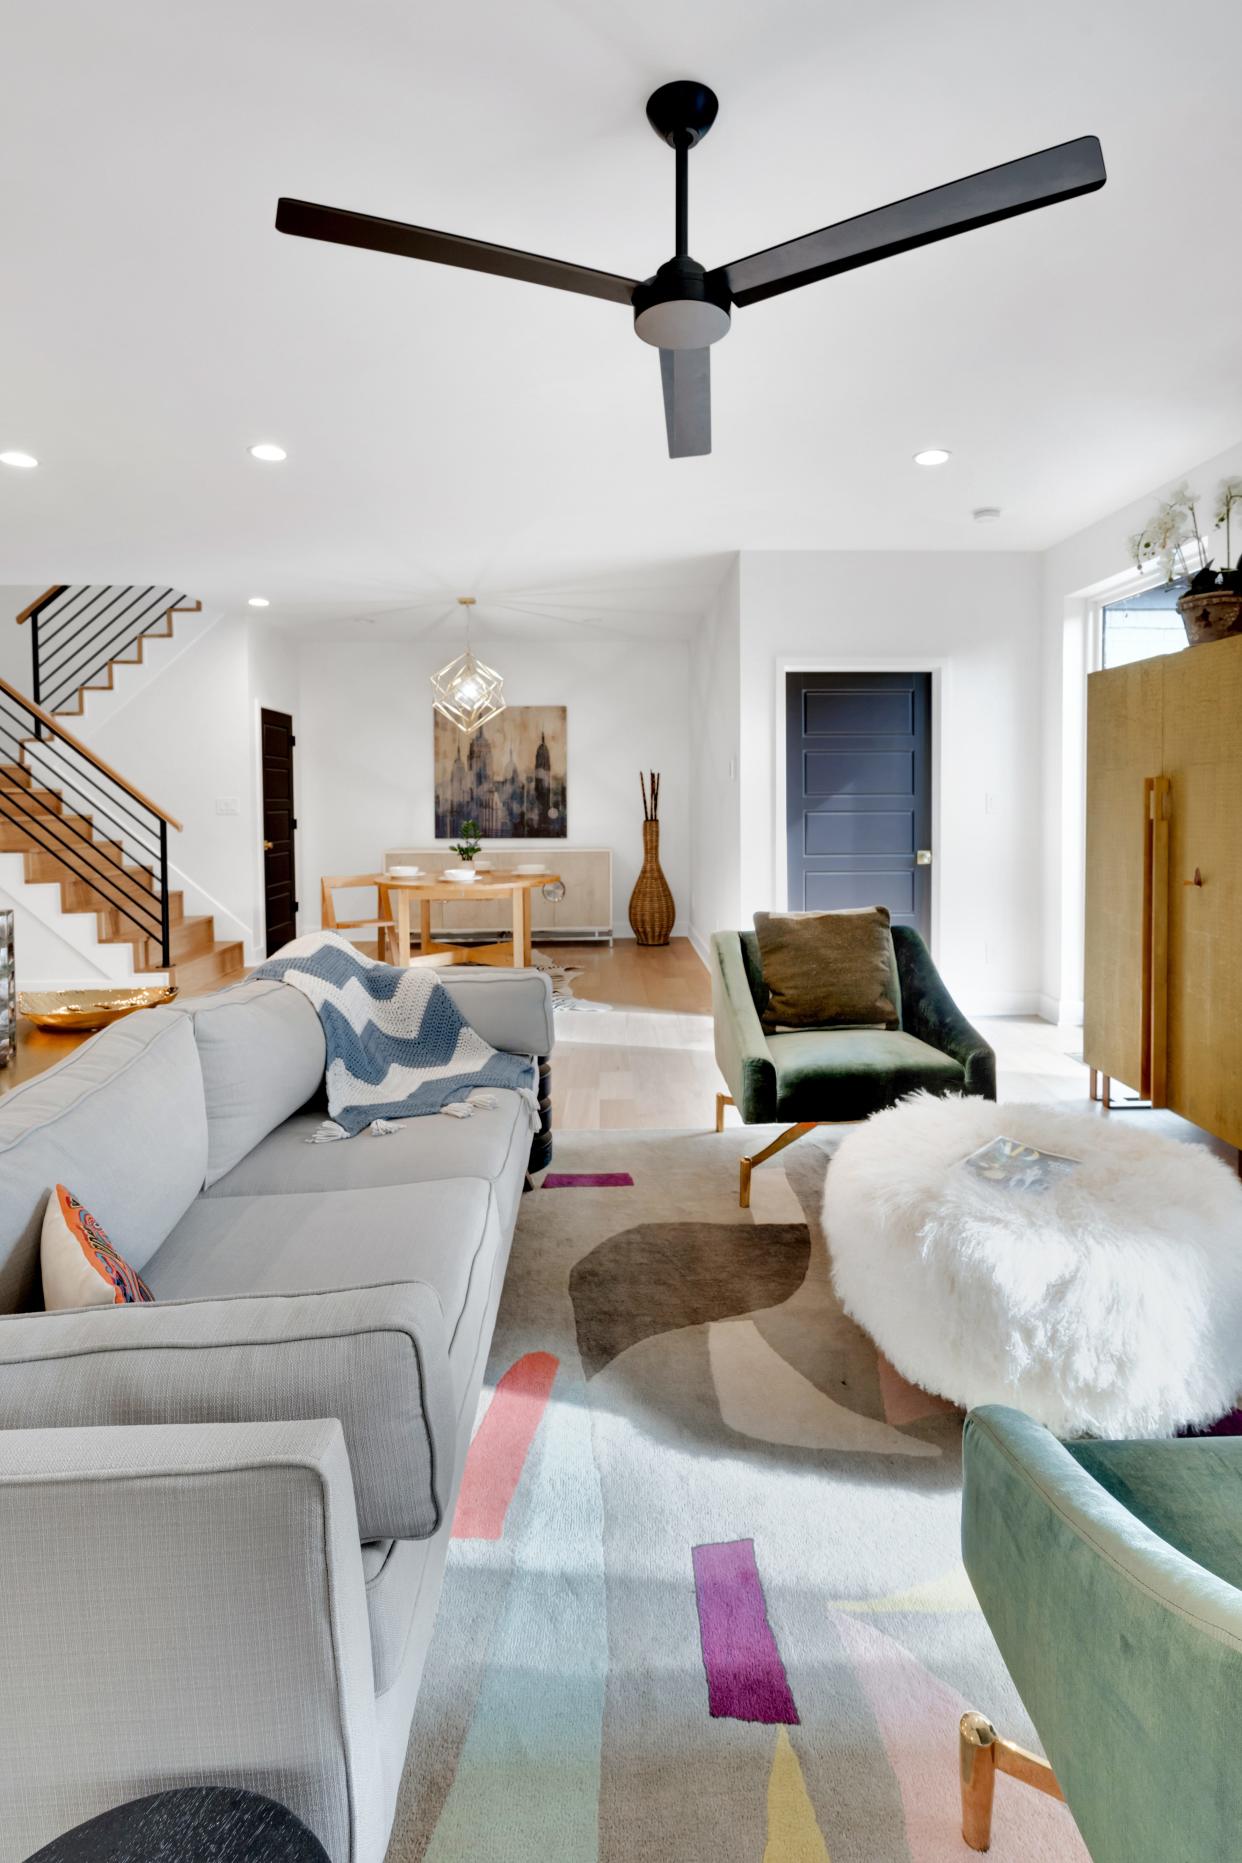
{"left": 16, "top": 584, "right": 67, "bottom": 625}
{"left": 0, "top": 673, "right": 183, "bottom": 830}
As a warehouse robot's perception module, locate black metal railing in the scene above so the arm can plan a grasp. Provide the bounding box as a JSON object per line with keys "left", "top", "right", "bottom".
{"left": 0, "top": 674, "right": 180, "bottom": 968}
{"left": 17, "top": 584, "right": 197, "bottom": 723}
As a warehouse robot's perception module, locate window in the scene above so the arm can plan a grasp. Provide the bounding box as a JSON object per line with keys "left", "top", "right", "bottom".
{"left": 1101, "top": 582, "right": 1187, "bottom": 668}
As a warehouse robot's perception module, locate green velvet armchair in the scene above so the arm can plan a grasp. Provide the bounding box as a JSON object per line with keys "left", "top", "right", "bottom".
{"left": 961, "top": 1405, "right": 1242, "bottom": 1859}
{"left": 710, "top": 924, "right": 995, "bottom": 1205}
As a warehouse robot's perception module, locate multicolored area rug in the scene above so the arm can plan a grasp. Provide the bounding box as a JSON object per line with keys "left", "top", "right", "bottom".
{"left": 388, "top": 1129, "right": 1088, "bottom": 1862}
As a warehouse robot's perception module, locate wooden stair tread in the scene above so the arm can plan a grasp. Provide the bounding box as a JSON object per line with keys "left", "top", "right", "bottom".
{"left": 168, "top": 941, "right": 247, "bottom": 993}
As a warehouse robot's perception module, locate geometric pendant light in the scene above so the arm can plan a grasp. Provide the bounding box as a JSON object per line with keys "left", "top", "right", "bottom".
{"left": 429, "top": 596, "right": 506, "bottom": 736}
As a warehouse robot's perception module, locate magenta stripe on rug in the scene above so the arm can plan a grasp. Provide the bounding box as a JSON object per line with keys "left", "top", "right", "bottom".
{"left": 692, "top": 1537, "right": 799, "bottom": 1724}
{"left": 541, "top": 1172, "right": 633, "bottom": 1188}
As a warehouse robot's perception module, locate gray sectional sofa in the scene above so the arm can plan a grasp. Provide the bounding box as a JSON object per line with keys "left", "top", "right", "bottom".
{"left": 0, "top": 964, "right": 555, "bottom": 1863}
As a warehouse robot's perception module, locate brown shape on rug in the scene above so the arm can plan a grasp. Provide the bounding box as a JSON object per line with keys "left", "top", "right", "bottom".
{"left": 569, "top": 1221, "right": 810, "bottom": 1380}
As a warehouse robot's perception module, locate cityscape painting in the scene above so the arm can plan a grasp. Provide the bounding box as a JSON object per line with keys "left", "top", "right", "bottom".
{"left": 433, "top": 705, "right": 567, "bottom": 840}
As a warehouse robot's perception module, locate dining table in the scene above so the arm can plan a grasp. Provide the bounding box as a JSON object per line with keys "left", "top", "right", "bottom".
{"left": 372, "top": 870, "right": 562, "bottom": 969}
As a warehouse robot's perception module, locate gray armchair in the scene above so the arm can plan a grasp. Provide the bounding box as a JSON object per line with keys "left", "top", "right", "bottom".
{"left": 710, "top": 924, "right": 995, "bottom": 1204}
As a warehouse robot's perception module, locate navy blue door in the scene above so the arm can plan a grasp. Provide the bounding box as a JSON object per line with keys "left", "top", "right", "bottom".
{"left": 785, "top": 671, "right": 931, "bottom": 938}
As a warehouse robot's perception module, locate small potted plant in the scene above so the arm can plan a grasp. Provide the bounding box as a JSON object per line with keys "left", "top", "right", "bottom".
{"left": 1130, "top": 477, "right": 1242, "bottom": 645}
{"left": 449, "top": 819, "right": 482, "bottom": 862}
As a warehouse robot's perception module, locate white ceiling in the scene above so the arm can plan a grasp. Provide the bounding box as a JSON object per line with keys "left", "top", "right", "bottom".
{"left": 2, "top": 0, "right": 1241, "bottom": 633}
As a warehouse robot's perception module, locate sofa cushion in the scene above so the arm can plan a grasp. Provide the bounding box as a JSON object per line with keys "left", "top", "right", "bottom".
{"left": 768, "top": 1028, "right": 964, "bottom": 1121}
{"left": 0, "top": 1276, "right": 451, "bottom": 1545}
{"left": 145, "top": 1177, "right": 501, "bottom": 1414}
{"left": 204, "top": 1090, "right": 532, "bottom": 1233}
{"left": 177, "top": 979, "right": 326, "bottom": 1187}
{"left": 0, "top": 1008, "right": 207, "bottom": 1313}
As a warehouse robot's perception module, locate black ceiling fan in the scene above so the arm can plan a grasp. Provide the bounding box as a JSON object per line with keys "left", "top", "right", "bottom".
{"left": 276, "top": 80, "right": 1105, "bottom": 461}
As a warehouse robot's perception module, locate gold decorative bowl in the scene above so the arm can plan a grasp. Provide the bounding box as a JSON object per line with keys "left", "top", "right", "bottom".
{"left": 18, "top": 984, "right": 179, "bottom": 1033}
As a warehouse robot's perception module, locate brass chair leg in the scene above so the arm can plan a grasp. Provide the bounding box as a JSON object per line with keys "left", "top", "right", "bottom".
{"left": 960, "top": 1711, "right": 1065, "bottom": 1852}
{"left": 738, "top": 1122, "right": 819, "bottom": 1208}
{"left": 960, "top": 1713, "right": 996, "bottom": 1851}
{"left": 715, "top": 1092, "right": 734, "bottom": 1134}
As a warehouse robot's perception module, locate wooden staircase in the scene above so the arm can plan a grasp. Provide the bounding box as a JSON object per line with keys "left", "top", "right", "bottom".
{"left": 0, "top": 665, "right": 247, "bottom": 994}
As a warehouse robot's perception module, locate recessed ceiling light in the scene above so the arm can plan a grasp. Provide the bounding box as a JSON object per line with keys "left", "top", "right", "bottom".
{"left": 973, "top": 506, "right": 1002, "bottom": 523}
{"left": 913, "top": 448, "right": 951, "bottom": 467}
{"left": 248, "top": 596, "right": 271, "bottom": 608}
{"left": 248, "top": 442, "right": 287, "bottom": 462}
{"left": 0, "top": 450, "right": 38, "bottom": 469}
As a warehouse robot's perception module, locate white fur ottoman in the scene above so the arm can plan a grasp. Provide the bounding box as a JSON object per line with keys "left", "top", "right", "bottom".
{"left": 822, "top": 1094, "right": 1242, "bottom": 1438}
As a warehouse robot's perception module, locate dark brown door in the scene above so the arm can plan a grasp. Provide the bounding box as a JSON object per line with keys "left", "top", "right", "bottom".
{"left": 786, "top": 671, "right": 932, "bottom": 939}
{"left": 261, "top": 707, "right": 298, "bottom": 954}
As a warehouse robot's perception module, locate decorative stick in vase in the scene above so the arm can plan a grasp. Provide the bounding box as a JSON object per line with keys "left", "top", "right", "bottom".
{"left": 629, "top": 769, "right": 674, "bottom": 945}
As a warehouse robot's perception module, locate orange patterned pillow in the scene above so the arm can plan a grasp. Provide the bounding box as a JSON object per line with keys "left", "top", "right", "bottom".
{"left": 40, "top": 1185, "right": 154, "bottom": 1309}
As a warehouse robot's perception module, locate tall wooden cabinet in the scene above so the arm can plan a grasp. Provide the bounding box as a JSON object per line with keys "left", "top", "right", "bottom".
{"left": 1084, "top": 633, "right": 1242, "bottom": 1148}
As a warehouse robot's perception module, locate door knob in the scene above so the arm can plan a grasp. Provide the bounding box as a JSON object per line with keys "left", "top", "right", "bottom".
{"left": 916, "top": 849, "right": 933, "bottom": 866}
{"left": 263, "top": 839, "right": 274, "bottom": 851}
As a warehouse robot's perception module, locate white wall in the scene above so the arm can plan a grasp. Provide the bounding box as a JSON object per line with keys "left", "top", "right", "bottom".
{"left": 735, "top": 551, "right": 1044, "bottom": 1016}
{"left": 688, "top": 558, "right": 741, "bottom": 956}
{"left": 74, "top": 609, "right": 257, "bottom": 954}
{"left": 296, "top": 631, "right": 691, "bottom": 939}
{"left": 1038, "top": 437, "right": 1242, "bottom": 1021}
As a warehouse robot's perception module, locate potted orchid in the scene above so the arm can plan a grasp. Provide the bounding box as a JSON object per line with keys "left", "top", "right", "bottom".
{"left": 1129, "top": 477, "right": 1242, "bottom": 645}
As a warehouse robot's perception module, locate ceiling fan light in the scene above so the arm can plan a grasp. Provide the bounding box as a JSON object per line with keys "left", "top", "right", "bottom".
{"left": 634, "top": 297, "right": 731, "bottom": 350}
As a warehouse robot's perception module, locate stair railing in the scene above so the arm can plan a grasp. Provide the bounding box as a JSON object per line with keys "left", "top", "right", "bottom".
{"left": 16, "top": 585, "right": 199, "bottom": 725}
{"left": 0, "top": 674, "right": 181, "bottom": 969}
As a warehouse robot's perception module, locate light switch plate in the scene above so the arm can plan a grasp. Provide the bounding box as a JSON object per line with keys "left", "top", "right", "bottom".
{"left": 215, "top": 797, "right": 240, "bottom": 816}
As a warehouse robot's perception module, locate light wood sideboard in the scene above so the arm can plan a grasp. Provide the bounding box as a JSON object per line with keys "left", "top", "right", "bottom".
{"left": 1084, "top": 633, "right": 1242, "bottom": 1148}
{"left": 381, "top": 846, "right": 613, "bottom": 942}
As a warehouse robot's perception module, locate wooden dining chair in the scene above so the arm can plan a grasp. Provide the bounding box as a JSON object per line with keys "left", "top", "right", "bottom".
{"left": 320, "top": 875, "right": 399, "bottom": 963}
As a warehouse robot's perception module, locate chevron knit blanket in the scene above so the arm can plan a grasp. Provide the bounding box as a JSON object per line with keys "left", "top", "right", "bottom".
{"left": 254, "top": 932, "right": 538, "bottom": 1139}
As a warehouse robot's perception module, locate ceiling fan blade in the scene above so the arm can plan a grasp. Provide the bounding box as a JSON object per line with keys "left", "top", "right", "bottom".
{"left": 711, "top": 135, "right": 1106, "bottom": 309}
{"left": 660, "top": 348, "right": 711, "bottom": 458}
{"left": 275, "top": 198, "right": 638, "bottom": 305}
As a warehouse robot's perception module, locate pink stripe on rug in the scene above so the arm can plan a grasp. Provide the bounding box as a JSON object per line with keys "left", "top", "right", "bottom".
{"left": 541, "top": 1172, "right": 634, "bottom": 1188}
{"left": 452, "top": 1351, "right": 559, "bottom": 1541}
{"left": 876, "top": 1353, "right": 960, "bottom": 1426}
{"left": 693, "top": 1538, "right": 799, "bottom": 1724}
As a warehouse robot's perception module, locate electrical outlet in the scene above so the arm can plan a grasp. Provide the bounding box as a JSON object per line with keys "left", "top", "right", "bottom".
{"left": 215, "top": 797, "right": 240, "bottom": 816}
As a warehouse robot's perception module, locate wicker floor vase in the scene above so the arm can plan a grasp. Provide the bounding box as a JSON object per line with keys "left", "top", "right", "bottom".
{"left": 629, "top": 819, "right": 675, "bottom": 946}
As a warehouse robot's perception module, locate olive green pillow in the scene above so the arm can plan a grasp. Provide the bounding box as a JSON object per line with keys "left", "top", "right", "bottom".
{"left": 753, "top": 907, "right": 901, "bottom": 1032}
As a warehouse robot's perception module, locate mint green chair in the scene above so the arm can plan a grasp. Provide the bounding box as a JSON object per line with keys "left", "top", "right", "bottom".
{"left": 961, "top": 1405, "right": 1242, "bottom": 1858}
{"left": 710, "top": 925, "right": 994, "bottom": 1205}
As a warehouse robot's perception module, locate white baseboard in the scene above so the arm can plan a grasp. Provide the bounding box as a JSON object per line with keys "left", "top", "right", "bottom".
{"left": 1036, "top": 992, "right": 1085, "bottom": 1027}
{"left": 963, "top": 992, "right": 1042, "bottom": 1019}
{"left": 687, "top": 925, "right": 711, "bottom": 967}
